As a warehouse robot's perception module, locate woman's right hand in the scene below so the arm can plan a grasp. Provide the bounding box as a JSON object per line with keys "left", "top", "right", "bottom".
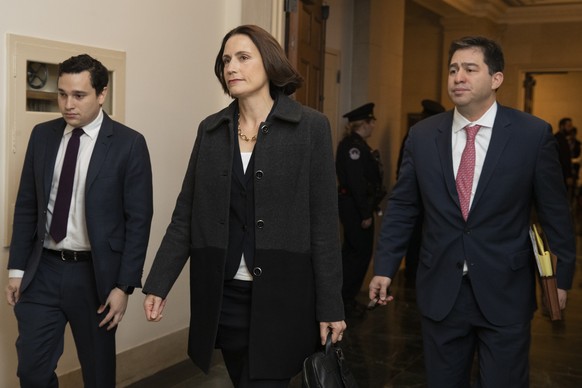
{"left": 144, "top": 294, "right": 167, "bottom": 322}
{"left": 320, "top": 320, "right": 347, "bottom": 345}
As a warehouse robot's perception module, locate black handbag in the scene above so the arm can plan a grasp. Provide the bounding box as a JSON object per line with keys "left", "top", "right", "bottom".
{"left": 302, "top": 332, "right": 359, "bottom": 388}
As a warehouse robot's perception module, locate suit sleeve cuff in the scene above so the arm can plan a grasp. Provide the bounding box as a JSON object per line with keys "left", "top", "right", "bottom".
{"left": 8, "top": 269, "right": 25, "bottom": 278}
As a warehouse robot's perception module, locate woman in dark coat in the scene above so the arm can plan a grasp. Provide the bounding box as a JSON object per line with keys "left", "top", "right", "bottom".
{"left": 142, "top": 25, "right": 346, "bottom": 387}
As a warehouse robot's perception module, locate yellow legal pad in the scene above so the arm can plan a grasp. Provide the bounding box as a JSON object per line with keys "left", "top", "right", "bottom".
{"left": 530, "top": 224, "right": 553, "bottom": 277}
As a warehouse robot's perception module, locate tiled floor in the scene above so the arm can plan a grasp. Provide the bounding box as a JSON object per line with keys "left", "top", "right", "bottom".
{"left": 130, "top": 231, "right": 582, "bottom": 387}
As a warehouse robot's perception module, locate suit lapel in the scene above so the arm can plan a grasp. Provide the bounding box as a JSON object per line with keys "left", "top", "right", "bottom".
{"left": 86, "top": 113, "right": 114, "bottom": 191}
{"left": 471, "top": 106, "right": 512, "bottom": 213}
{"left": 435, "top": 113, "right": 460, "bottom": 208}
{"left": 44, "top": 120, "right": 66, "bottom": 205}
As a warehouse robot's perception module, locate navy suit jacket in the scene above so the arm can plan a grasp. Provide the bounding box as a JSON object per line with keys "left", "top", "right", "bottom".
{"left": 8, "top": 112, "right": 153, "bottom": 303}
{"left": 375, "top": 105, "right": 576, "bottom": 326}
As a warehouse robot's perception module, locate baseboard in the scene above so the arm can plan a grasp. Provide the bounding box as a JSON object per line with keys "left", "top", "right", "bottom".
{"left": 58, "top": 327, "right": 191, "bottom": 387}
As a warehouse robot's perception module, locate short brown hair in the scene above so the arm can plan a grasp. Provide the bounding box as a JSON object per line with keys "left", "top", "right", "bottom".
{"left": 214, "top": 25, "right": 303, "bottom": 96}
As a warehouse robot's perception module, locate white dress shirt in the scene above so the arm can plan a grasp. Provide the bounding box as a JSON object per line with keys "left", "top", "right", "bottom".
{"left": 8, "top": 110, "right": 103, "bottom": 278}
{"left": 452, "top": 102, "right": 498, "bottom": 205}
{"left": 452, "top": 102, "right": 497, "bottom": 274}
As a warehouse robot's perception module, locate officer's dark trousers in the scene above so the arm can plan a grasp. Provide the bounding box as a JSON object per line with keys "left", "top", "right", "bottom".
{"left": 339, "top": 196, "right": 374, "bottom": 302}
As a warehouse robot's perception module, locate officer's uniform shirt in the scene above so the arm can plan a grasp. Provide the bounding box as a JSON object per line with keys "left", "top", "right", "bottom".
{"left": 336, "top": 132, "right": 383, "bottom": 220}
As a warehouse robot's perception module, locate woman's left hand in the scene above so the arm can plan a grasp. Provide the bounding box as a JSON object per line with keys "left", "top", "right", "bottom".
{"left": 319, "top": 320, "right": 347, "bottom": 345}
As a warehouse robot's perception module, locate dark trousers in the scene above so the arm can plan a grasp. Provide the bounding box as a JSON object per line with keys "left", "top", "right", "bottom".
{"left": 421, "top": 277, "right": 530, "bottom": 388}
{"left": 216, "top": 280, "right": 290, "bottom": 388}
{"left": 339, "top": 197, "right": 374, "bottom": 302}
{"left": 14, "top": 251, "right": 116, "bottom": 388}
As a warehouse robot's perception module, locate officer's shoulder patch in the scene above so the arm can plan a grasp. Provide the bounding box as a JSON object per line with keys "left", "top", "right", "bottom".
{"left": 349, "top": 147, "right": 361, "bottom": 160}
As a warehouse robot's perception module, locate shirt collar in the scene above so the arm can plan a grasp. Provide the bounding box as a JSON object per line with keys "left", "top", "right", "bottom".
{"left": 63, "top": 109, "right": 104, "bottom": 139}
{"left": 453, "top": 102, "right": 498, "bottom": 134}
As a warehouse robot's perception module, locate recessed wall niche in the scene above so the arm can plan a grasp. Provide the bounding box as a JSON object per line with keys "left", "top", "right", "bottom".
{"left": 25, "top": 61, "right": 114, "bottom": 113}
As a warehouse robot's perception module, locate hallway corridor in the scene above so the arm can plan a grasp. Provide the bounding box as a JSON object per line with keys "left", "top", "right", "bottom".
{"left": 130, "top": 235, "right": 582, "bottom": 387}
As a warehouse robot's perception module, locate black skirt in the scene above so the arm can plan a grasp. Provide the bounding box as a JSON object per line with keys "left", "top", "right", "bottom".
{"left": 215, "top": 279, "right": 252, "bottom": 351}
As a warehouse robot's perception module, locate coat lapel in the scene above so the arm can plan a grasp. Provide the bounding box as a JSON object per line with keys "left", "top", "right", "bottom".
{"left": 86, "top": 113, "right": 114, "bottom": 192}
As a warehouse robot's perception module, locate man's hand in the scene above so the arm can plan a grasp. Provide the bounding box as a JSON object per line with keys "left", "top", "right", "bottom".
{"left": 319, "top": 320, "right": 347, "bottom": 345}
{"left": 558, "top": 288, "right": 568, "bottom": 310}
{"left": 361, "top": 218, "right": 373, "bottom": 229}
{"left": 5, "top": 278, "right": 22, "bottom": 306}
{"left": 98, "top": 287, "right": 129, "bottom": 330}
{"left": 144, "top": 294, "right": 167, "bottom": 322}
{"left": 369, "top": 275, "right": 394, "bottom": 306}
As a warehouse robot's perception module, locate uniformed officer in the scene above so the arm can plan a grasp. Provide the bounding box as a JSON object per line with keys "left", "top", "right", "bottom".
{"left": 336, "top": 102, "right": 386, "bottom": 317}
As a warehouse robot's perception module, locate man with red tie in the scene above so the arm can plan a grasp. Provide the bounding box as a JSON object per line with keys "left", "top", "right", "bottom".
{"left": 369, "top": 36, "right": 575, "bottom": 387}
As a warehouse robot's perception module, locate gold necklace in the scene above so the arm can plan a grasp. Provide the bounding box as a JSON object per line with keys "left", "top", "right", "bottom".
{"left": 238, "top": 118, "right": 257, "bottom": 142}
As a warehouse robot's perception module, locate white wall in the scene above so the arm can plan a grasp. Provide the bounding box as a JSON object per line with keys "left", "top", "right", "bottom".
{"left": 0, "top": 1, "right": 242, "bottom": 386}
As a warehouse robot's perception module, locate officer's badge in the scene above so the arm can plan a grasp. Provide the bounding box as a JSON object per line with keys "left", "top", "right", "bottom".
{"left": 349, "top": 147, "right": 360, "bottom": 160}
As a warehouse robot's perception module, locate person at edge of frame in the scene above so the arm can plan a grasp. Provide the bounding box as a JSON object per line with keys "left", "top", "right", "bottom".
{"left": 5, "top": 54, "right": 153, "bottom": 388}
{"left": 369, "top": 36, "right": 575, "bottom": 387}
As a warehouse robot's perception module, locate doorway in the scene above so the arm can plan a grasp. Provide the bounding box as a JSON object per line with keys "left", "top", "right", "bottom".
{"left": 523, "top": 70, "right": 582, "bottom": 130}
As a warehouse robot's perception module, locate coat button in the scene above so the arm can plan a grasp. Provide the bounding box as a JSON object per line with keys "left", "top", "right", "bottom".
{"left": 253, "top": 267, "right": 263, "bottom": 276}
{"left": 260, "top": 123, "right": 269, "bottom": 134}
{"left": 255, "top": 170, "right": 264, "bottom": 179}
{"left": 256, "top": 219, "right": 264, "bottom": 228}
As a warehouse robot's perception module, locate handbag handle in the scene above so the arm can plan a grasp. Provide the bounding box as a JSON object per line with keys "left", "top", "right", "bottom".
{"left": 324, "top": 331, "right": 333, "bottom": 355}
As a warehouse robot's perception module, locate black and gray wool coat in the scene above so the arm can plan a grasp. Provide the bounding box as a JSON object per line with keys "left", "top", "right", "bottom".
{"left": 143, "top": 92, "right": 344, "bottom": 379}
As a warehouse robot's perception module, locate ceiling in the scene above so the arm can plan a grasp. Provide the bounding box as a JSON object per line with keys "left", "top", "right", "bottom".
{"left": 413, "top": 0, "right": 582, "bottom": 23}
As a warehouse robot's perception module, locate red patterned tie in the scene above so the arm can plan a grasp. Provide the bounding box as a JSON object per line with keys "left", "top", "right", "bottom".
{"left": 456, "top": 124, "right": 481, "bottom": 221}
{"left": 50, "top": 128, "right": 84, "bottom": 242}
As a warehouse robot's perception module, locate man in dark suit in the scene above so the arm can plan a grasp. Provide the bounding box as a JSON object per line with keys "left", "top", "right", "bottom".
{"left": 369, "top": 36, "right": 575, "bottom": 387}
{"left": 4, "top": 54, "right": 153, "bottom": 388}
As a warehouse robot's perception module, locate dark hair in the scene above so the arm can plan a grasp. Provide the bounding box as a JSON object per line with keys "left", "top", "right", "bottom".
{"left": 214, "top": 25, "right": 303, "bottom": 96}
{"left": 559, "top": 117, "right": 572, "bottom": 128}
{"left": 58, "top": 54, "right": 109, "bottom": 95}
{"left": 448, "top": 36, "right": 504, "bottom": 75}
